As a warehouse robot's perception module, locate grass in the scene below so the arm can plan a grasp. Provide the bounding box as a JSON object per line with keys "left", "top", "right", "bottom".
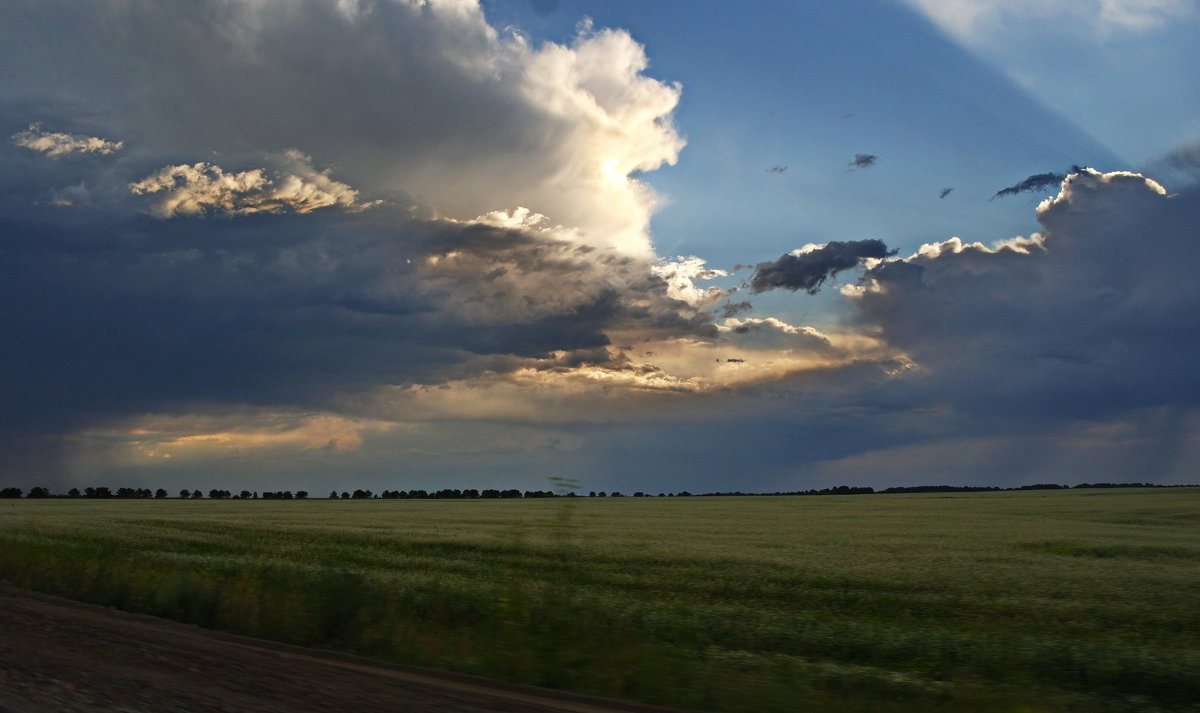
{"left": 1, "top": 488, "right": 1198, "bottom": 712}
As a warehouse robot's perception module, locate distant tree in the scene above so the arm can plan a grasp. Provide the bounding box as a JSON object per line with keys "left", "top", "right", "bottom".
{"left": 295, "top": 491, "right": 308, "bottom": 499}
{"left": 341, "top": 491, "right": 350, "bottom": 499}
{"left": 93, "top": 486, "right": 113, "bottom": 498}
{"left": 0, "top": 487, "right": 22, "bottom": 498}
{"left": 68, "top": 488, "right": 81, "bottom": 498}
{"left": 27, "top": 486, "right": 51, "bottom": 498}
{"left": 329, "top": 490, "right": 339, "bottom": 499}
{"left": 191, "top": 489, "right": 203, "bottom": 499}
{"left": 179, "top": 488, "right": 190, "bottom": 499}
{"left": 240, "top": 490, "right": 252, "bottom": 500}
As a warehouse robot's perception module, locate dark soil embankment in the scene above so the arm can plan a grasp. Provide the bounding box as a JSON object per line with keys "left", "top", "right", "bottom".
{"left": 0, "top": 583, "right": 696, "bottom": 713}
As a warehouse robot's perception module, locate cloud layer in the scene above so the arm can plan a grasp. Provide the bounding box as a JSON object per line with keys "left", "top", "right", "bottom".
{"left": 3, "top": 2, "right": 1199, "bottom": 491}
{"left": 900, "top": 0, "right": 1194, "bottom": 41}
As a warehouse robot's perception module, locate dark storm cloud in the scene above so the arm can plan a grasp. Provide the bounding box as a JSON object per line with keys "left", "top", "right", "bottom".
{"left": 0, "top": 0, "right": 704, "bottom": 483}
{"left": 849, "top": 153, "right": 877, "bottom": 169}
{"left": 720, "top": 301, "right": 753, "bottom": 319}
{"left": 0, "top": 147, "right": 715, "bottom": 480}
{"left": 853, "top": 169, "right": 1200, "bottom": 424}
{"left": 1145, "top": 141, "right": 1200, "bottom": 187}
{"left": 751, "top": 240, "right": 895, "bottom": 294}
{"left": 0, "top": 0, "right": 518, "bottom": 174}
{"left": 1162, "top": 142, "right": 1200, "bottom": 170}
{"left": 991, "top": 171, "right": 1065, "bottom": 199}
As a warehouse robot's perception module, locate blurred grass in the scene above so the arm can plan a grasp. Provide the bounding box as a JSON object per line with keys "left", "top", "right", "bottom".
{"left": 1, "top": 489, "right": 1198, "bottom": 712}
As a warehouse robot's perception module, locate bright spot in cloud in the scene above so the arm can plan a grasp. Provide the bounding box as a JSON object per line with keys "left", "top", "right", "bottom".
{"left": 601, "top": 157, "right": 627, "bottom": 185}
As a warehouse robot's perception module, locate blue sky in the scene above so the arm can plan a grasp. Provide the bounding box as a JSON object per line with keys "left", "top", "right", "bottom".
{"left": 1, "top": 0, "right": 1198, "bottom": 493}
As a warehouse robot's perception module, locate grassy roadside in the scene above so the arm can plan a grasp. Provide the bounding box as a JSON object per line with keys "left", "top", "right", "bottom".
{"left": 1, "top": 489, "right": 1198, "bottom": 712}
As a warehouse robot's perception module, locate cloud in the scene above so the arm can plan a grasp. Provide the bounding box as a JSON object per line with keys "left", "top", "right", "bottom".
{"left": 782, "top": 403, "right": 1200, "bottom": 490}
{"left": 651, "top": 256, "right": 730, "bottom": 307}
{"left": 11, "top": 123, "right": 123, "bottom": 158}
{"left": 0, "top": 150, "right": 733, "bottom": 481}
{"left": 0, "top": 0, "right": 721, "bottom": 485}
{"left": 849, "top": 153, "right": 877, "bottom": 169}
{"left": 991, "top": 171, "right": 1066, "bottom": 199}
{"left": 719, "top": 318, "right": 838, "bottom": 354}
{"left": 900, "top": 0, "right": 1195, "bottom": 42}
{"left": 0, "top": 0, "right": 683, "bottom": 256}
{"left": 6, "top": 2, "right": 1194, "bottom": 492}
{"left": 128, "top": 151, "right": 368, "bottom": 218}
{"left": 850, "top": 169, "right": 1199, "bottom": 426}
{"left": 1161, "top": 141, "right": 1200, "bottom": 170}
{"left": 751, "top": 240, "right": 895, "bottom": 294}
{"left": 719, "top": 301, "right": 753, "bottom": 319}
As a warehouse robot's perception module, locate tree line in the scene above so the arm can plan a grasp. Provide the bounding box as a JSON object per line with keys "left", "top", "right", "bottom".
{"left": 0, "top": 487, "right": 309, "bottom": 499}
{"left": 1, "top": 481, "right": 1192, "bottom": 500}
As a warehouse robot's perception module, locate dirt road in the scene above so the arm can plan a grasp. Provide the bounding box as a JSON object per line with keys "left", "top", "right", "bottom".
{"left": 0, "top": 584, "right": 697, "bottom": 713}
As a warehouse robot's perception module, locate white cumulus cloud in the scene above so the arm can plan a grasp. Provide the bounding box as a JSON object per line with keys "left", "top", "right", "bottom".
{"left": 129, "top": 151, "right": 367, "bottom": 218}
{"left": 11, "top": 123, "right": 123, "bottom": 158}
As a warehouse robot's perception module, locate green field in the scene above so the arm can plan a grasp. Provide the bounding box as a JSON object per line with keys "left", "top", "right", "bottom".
{"left": 1, "top": 489, "right": 1198, "bottom": 712}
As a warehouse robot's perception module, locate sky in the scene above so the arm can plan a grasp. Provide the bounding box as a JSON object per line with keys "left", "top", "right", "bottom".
{"left": 2, "top": 0, "right": 1199, "bottom": 494}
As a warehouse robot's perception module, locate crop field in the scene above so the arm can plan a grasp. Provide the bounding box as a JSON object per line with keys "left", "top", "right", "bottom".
{"left": 1, "top": 489, "right": 1198, "bottom": 713}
